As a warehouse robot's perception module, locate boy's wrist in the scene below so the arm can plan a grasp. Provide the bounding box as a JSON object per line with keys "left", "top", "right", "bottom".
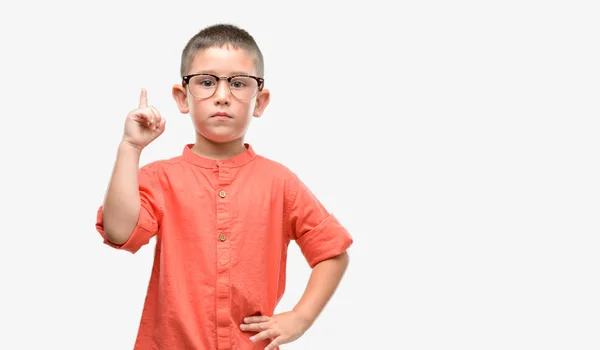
{"left": 119, "top": 140, "right": 144, "bottom": 154}
{"left": 291, "top": 306, "right": 316, "bottom": 327}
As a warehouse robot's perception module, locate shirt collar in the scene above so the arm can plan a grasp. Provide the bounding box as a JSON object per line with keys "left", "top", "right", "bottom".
{"left": 182, "top": 143, "right": 256, "bottom": 168}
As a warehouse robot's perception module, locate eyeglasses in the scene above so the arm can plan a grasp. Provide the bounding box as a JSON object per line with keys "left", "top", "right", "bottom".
{"left": 182, "top": 73, "right": 265, "bottom": 101}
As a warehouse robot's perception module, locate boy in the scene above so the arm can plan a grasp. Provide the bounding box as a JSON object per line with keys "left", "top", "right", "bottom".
{"left": 95, "top": 23, "right": 352, "bottom": 350}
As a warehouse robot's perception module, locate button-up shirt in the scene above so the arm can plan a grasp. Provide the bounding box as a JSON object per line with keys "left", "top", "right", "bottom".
{"left": 95, "top": 143, "right": 353, "bottom": 349}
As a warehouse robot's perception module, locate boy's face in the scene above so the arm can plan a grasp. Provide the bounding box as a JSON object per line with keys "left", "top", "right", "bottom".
{"left": 172, "top": 46, "right": 270, "bottom": 144}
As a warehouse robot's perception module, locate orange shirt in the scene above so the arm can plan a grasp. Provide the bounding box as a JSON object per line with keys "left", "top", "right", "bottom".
{"left": 95, "top": 144, "right": 353, "bottom": 349}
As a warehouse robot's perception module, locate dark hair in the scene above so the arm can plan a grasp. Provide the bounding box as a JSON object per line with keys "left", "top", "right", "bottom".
{"left": 180, "top": 23, "right": 264, "bottom": 78}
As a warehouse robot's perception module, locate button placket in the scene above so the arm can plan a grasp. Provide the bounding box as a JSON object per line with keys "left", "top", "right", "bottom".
{"left": 215, "top": 165, "right": 233, "bottom": 349}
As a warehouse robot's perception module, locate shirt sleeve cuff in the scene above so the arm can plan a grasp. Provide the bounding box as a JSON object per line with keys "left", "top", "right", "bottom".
{"left": 95, "top": 204, "right": 157, "bottom": 254}
{"left": 295, "top": 214, "right": 353, "bottom": 268}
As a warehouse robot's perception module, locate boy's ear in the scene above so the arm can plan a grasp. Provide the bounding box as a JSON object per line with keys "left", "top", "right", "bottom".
{"left": 253, "top": 88, "right": 270, "bottom": 118}
{"left": 172, "top": 84, "right": 189, "bottom": 114}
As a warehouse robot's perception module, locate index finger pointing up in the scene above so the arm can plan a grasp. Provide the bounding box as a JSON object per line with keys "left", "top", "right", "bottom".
{"left": 139, "top": 88, "right": 148, "bottom": 108}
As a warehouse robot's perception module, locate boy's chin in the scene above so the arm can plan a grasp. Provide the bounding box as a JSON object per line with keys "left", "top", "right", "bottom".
{"left": 198, "top": 130, "right": 244, "bottom": 144}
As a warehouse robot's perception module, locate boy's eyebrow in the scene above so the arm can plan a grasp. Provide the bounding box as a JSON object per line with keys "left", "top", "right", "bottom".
{"left": 193, "top": 70, "right": 252, "bottom": 76}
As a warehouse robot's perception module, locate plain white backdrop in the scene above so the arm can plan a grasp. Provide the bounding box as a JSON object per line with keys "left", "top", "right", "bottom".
{"left": 0, "top": 0, "right": 599, "bottom": 349}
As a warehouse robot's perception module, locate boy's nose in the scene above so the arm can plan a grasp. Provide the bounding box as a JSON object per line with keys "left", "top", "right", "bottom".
{"left": 213, "top": 80, "right": 231, "bottom": 104}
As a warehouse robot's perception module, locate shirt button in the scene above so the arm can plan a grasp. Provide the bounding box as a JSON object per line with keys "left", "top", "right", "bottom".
{"left": 219, "top": 234, "right": 226, "bottom": 242}
{"left": 219, "top": 190, "right": 226, "bottom": 198}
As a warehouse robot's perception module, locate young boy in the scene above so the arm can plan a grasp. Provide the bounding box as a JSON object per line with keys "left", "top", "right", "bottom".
{"left": 95, "top": 23, "right": 353, "bottom": 350}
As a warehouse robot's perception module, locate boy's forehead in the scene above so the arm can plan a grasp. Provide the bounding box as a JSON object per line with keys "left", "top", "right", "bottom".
{"left": 189, "top": 46, "right": 257, "bottom": 76}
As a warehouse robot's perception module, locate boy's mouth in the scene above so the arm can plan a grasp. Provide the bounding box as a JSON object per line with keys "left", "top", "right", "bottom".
{"left": 211, "top": 112, "right": 232, "bottom": 119}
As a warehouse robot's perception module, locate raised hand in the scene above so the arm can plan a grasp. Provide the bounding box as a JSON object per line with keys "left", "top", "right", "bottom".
{"left": 122, "top": 88, "right": 166, "bottom": 150}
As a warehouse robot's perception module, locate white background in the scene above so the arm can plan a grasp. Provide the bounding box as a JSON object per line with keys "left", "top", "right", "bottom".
{"left": 0, "top": 0, "right": 598, "bottom": 349}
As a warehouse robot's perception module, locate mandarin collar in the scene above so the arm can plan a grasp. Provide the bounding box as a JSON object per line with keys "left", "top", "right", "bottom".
{"left": 182, "top": 143, "right": 256, "bottom": 168}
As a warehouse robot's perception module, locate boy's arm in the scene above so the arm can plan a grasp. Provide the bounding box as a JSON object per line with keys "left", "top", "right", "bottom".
{"left": 98, "top": 88, "right": 166, "bottom": 247}
{"left": 101, "top": 142, "right": 143, "bottom": 245}
{"left": 292, "top": 250, "right": 349, "bottom": 325}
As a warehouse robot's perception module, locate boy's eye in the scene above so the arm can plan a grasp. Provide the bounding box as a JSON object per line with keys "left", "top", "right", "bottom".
{"left": 198, "top": 79, "right": 216, "bottom": 87}
{"left": 230, "top": 79, "right": 248, "bottom": 89}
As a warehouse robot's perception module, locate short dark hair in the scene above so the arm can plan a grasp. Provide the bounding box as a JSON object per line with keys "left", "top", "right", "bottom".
{"left": 180, "top": 23, "right": 264, "bottom": 78}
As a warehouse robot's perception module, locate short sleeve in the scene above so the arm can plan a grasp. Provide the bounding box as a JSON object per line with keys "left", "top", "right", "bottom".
{"left": 95, "top": 166, "right": 162, "bottom": 254}
{"left": 286, "top": 174, "right": 353, "bottom": 268}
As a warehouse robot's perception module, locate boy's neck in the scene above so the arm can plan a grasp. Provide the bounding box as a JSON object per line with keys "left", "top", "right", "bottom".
{"left": 190, "top": 135, "right": 248, "bottom": 160}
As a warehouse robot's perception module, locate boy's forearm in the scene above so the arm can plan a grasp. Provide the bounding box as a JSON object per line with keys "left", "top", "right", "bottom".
{"left": 292, "top": 251, "right": 350, "bottom": 325}
{"left": 102, "top": 141, "right": 143, "bottom": 245}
